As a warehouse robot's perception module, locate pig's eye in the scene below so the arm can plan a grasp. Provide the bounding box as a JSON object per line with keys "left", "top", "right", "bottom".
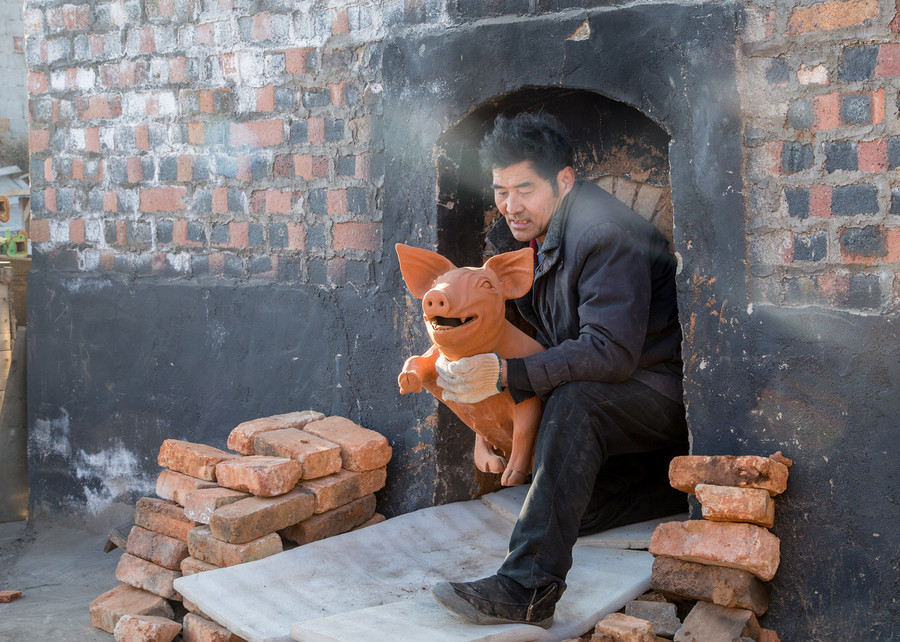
{"left": 479, "top": 280, "right": 494, "bottom": 289}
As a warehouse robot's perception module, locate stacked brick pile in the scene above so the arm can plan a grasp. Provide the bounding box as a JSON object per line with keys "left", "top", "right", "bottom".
{"left": 586, "top": 452, "right": 792, "bottom": 642}
{"left": 90, "top": 410, "right": 391, "bottom": 641}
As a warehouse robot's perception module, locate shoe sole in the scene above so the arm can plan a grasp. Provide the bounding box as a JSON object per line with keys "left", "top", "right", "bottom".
{"left": 431, "top": 582, "right": 554, "bottom": 629}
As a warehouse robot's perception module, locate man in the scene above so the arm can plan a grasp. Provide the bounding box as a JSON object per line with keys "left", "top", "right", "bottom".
{"left": 432, "top": 112, "right": 688, "bottom": 628}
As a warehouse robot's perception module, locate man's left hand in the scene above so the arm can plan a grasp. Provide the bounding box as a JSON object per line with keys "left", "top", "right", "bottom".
{"left": 436, "top": 353, "right": 504, "bottom": 403}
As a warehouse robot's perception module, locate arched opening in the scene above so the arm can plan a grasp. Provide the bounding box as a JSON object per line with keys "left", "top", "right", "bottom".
{"left": 431, "top": 87, "right": 676, "bottom": 499}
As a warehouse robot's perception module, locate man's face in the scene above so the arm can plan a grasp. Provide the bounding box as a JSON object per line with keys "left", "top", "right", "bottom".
{"left": 491, "top": 161, "right": 571, "bottom": 243}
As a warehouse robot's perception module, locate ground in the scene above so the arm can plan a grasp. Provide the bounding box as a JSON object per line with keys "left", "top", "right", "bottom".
{"left": 0, "top": 519, "right": 121, "bottom": 640}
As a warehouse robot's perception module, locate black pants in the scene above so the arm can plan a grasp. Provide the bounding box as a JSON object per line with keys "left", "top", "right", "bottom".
{"left": 497, "top": 379, "right": 688, "bottom": 593}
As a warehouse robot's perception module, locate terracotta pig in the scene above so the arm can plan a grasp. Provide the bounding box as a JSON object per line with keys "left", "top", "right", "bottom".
{"left": 396, "top": 243, "right": 544, "bottom": 486}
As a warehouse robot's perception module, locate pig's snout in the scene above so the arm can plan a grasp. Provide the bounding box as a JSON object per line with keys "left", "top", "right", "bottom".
{"left": 423, "top": 288, "right": 450, "bottom": 316}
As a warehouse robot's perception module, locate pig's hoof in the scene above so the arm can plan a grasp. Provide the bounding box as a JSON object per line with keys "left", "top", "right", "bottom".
{"left": 501, "top": 469, "right": 528, "bottom": 487}
{"left": 398, "top": 372, "right": 422, "bottom": 394}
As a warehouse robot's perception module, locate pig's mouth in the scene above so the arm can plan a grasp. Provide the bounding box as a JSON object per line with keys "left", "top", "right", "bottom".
{"left": 429, "top": 315, "right": 477, "bottom": 331}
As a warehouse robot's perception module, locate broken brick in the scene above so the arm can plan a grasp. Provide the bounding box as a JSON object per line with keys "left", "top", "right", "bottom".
{"left": 184, "top": 487, "right": 251, "bottom": 525}
{"left": 673, "top": 601, "right": 760, "bottom": 642}
{"left": 303, "top": 416, "right": 392, "bottom": 471}
{"left": 115, "top": 553, "right": 182, "bottom": 601}
{"left": 126, "top": 525, "right": 190, "bottom": 570}
{"left": 651, "top": 556, "right": 771, "bottom": 616}
{"left": 113, "top": 614, "right": 182, "bottom": 642}
{"left": 624, "top": 600, "right": 681, "bottom": 638}
{"left": 135, "top": 497, "right": 198, "bottom": 541}
{"left": 227, "top": 410, "right": 325, "bottom": 455}
{"left": 253, "top": 428, "right": 342, "bottom": 479}
{"left": 156, "top": 470, "right": 218, "bottom": 506}
{"left": 695, "top": 484, "right": 775, "bottom": 528}
{"left": 215, "top": 456, "right": 303, "bottom": 497}
{"left": 181, "top": 556, "right": 220, "bottom": 576}
{"left": 592, "top": 612, "right": 657, "bottom": 641}
{"left": 182, "top": 612, "right": 247, "bottom": 642}
{"left": 89, "top": 584, "right": 174, "bottom": 634}
{"left": 650, "top": 520, "right": 780, "bottom": 581}
{"left": 187, "top": 525, "right": 282, "bottom": 567}
{"left": 158, "top": 439, "right": 240, "bottom": 481}
{"left": 182, "top": 597, "right": 210, "bottom": 619}
{"left": 279, "top": 494, "right": 376, "bottom": 545}
{"left": 301, "top": 466, "right": 387, "bottom": 514}
{"left": 0, "top": 590, "right": 22, "bottom": 602}
{"left": 668, "top": 455, "right": 789, "bottom": 496}
{"left": 209, "top": 487, "right": 316, "bottom": 544}
{"left": 353, "top": 512, "right": 386, "bottom": 531}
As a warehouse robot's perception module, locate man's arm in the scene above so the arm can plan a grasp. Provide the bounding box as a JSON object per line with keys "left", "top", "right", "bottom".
{"left": 510, "top": 223, "right": 652, "bottom": 400}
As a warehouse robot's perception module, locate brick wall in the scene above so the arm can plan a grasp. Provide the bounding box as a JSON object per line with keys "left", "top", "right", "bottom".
{"left": 24, "top": 0, "right": 384, "bottom": 285}
{"left": 742, "top": 0, "right": 900, "bottom": 313}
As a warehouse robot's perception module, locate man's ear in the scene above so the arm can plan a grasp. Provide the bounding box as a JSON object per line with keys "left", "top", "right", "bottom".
{"left": 395, "top": 244, "right": 457, "bottom": 299}
{"left": 484, "top": 248, "right": 534, "bottom": 300}
{"left": 557, "top": 166, "right": 575, "bottom": 193}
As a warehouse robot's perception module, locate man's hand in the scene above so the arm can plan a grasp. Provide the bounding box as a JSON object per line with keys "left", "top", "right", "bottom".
{"left": 436, "top": 353, "right": 504, "bottom": 404}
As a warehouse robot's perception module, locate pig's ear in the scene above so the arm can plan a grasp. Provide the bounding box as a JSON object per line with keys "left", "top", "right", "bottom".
{"left": 484, "top": 248, "right": 534, "bottom": 299}
{"left": 395, "top": 244, "right": 457, "bottom": 299}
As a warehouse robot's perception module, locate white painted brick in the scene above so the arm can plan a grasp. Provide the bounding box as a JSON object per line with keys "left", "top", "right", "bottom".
{"left": 85, "top": 219, "right": 103, "bottom": 243}
{"left": 69, "top": 128, "right": 86, "bottom": 149}
{"left": 49, "top": 220, "right": 69, "bottom": 244}
{"left": 77, "top": 67, "right": 96, "bottom": 89}
{"left": 80, "top": 249, "right": 101, "bottom": 271}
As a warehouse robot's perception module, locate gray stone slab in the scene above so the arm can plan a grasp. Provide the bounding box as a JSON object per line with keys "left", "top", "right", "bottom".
{"left": 291, "top": 546, "right": 653, "bottom": 642}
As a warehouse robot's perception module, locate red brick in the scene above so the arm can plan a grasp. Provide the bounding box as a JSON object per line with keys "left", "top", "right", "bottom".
{"left": 173, "top": 219, "right": 188, "bottom": 244}
{"left": 352, "top": 512, "right": 386, "bottom": 531}
{"left": 0, "top": 590, "right": 22, "bottom": 602}
{"left": 695, "top": 484, "right": 775, "bottom": 528}
{"left": 139, "top": 26, "right": 155, "bottom": 53}
{"left": 787, "top": 0, "right": 878, "bottom": 34}
{"left": 215, "top": 456, "right": 303, "bottom": 497}
{"left": 252, "top": 13, "right": 272, "bottom": 39}
{"left": 279, "top": 494, "right": 376, "bottom": 545}
{"left": 814, "top": 93, "right": 840, "bottom": 130}
{"left": 30, "top": 219, "right": 50, "bottom": 243}
{"left": 227, "top": 410, "right": 325, "bottom": 454}
{"left": 229, "top": 221, "right": 249, "bottom": 248}
{"left": 328, "top": 82, "right": 344, "bottom": 105}
{"left": 78, "top": 94, "right": 122, "bottom": 120}
{"left": 187, "top": 525, "right": 282, "bottom": 567}
{"left": 115, "top": 553, "right": 182, "bottom": 600}
{"left": 327, "top": 189, "right": 348, "bottom": 215}
{"left": 253, "top": 428, "right": 342, "bottom": 479}
{"left": 169, "top": 56, "right": 188, "bottom": 82}
{"left": 307, "top": 117, "right": 325, "bottom": 143}
{"left": 810, "top": 185, "right": 832, "bottom": 218}
{"left": 178, "top": 155, "right": 193, "bottom": 182}
{"left": 180, "top": 556, "right": 220, "bottom": 576}
{"left": 332, "top": 8, "right": 349, "bottom": 34}
{"left": 266, "top": 190, "right": 292, "bottom": 214}
{"left": 332, "top": 222, "right": 381, "bottom": 253}
{"left": 156, "top": 470, "right": 218, "bottom": 507}
{"left": 141, "top": 187, "right": 187, "bottom": 213}
{"left": 184, "top": 487, "right": 250, "bottom": 524}
{"left": 886, "top": 229, "right": 900, "bottom": 263}
{"left": 103, "top": 191, "right": 117, "bottom": 213}
{"left": 674, "top": 601, "right": 760, "bottom": 642}
{"left": 113, "top": 614, "right": 182, "bottom": 642}
{"left": 181, "top": 612, "right": 245, "bottom": 642}
{"left": 257, "top": 85, "right": 275, "bottom": 111}
{"left": 85, "top": 127, "right": 100, "bottom": 152}
{"left": 127, "top": 156, "right": 143, "bottom": 182}
{"left": 301, "top": 467, "right": 387, "bottom": 513}
{"left": 668, "top": 455, "right": 789, "bottom": 496}
{"left": 229, "top": 120, "right": 283, "bottom": 147}
{"left": 27, "top": 71, "right": 47, "bottom": 94}
{"left": 304, "top": 416, "right": 392, "bottom": 472}
{"left": 651, "top": 556, "right": 771, "bottom": 616}
{"left": 188, "top": 122, "right": 205, "bottom": 145}
{"left": 592, "top": 612, "right": 656, "bottom": 641}
{"left": 872, "top": 88, "right": 885, "bottom": 124}
{"left": 209, "top": 487, "right": 315, "bottom": 544}
{"left": 287, "top": 222, "right": 305, "bottom": 250}
{"left": 284, "top": 48, "right": 313, "bottom": 75}
{"left": 858, "top": 140, "right": 888, "bottom": 172}
{"left": 89, "top": 584, "right": 173, "bottom": 634}
{"left": 650, "top": 520, "right": 781, "bottom": 581}
{"left": 71, "top": 159, "right": 84, "bottom": 180}
{"left": 45, "top": 188, "right": 57, "bottom": 213}
{"left": 126, "top": 525, "right": 190, "bottom": 570}
{"left": 158, "top": 440, "right": 240, "bottom": 481}
{"left": 29, "top": 128, "right": 49, "bottom": 153}
{"left": 877, "top": 43, "right": 900, "bottom": 76}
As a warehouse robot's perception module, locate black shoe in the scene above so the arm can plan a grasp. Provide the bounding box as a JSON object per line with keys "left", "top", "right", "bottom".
{"left": 432, "top": 574, "right": 557, "bottom": 628}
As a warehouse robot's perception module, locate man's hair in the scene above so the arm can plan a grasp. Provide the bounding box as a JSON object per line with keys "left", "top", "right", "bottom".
{"left": 479, "top": 112, "right": 574, "bottom": 184}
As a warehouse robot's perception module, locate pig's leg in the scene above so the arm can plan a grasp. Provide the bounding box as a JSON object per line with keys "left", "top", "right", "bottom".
{"left": 502, "top": 396, "right": 543, "bottom": 486}
{"left": 474, "top": 434, "right": 506, "bottom": 474}
{"left": 398, "top": 345, "right": 440, "bottom": 394}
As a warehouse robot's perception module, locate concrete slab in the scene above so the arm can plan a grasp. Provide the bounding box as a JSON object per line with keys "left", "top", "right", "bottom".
{"left": 0, "top": 521, "right": 122, "bottom": 641}
{"left": 176, "top": 487, "right": 668, "bottom": 642}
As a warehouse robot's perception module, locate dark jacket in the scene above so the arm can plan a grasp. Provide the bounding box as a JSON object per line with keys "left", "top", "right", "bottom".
{"left": 486, "top": 180, "right": 684, "bottom": 404}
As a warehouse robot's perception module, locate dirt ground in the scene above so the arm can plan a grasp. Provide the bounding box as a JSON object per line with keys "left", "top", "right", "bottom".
{"left": 0, "top": 519, "right": 121, "bottom": 640}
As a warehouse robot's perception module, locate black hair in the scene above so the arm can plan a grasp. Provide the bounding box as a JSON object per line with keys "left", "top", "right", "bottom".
{"left": 479, "top": 112, "right": 574, "bottom": 187}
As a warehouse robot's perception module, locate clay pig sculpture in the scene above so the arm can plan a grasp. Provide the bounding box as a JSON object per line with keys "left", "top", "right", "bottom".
{"left": 396, "top": 243, "right": 544, "bottom": 486}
